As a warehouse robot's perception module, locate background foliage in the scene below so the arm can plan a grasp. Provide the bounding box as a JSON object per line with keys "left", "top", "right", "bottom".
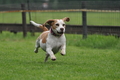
{"left": 0, "top": 0, "right": 119, "bottom": 4}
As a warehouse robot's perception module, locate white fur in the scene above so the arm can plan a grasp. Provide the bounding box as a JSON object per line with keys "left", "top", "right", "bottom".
{"left": 30, "top": 21, "right": 42, "bottom": 27}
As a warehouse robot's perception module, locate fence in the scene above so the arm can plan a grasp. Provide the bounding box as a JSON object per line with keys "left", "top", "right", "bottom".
{"left": 0, "top": 1, "right": 120, "bottom": 38}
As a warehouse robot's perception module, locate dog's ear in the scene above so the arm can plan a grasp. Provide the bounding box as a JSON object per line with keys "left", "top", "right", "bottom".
{"left": 62, "top": 17, "right": 70, "bottom": 22}
{"left": 43, "top": 19, "right": 55, "bottom": 26}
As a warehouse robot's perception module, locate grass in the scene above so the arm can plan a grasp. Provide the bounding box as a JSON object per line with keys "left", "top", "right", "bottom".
{"left": 87, "top": 12, "right": 120, "bottom": 26}
{"left": 0, "top": 12, "right": 120, "bottom": 26}
{"left": 0, "top": 32, "right": 120, "bottom": 80}
{"left": 67, "top": 34, "right": 120, "bottom": 49}
{"left": 0, "top": 12, "right": 22, "bottom": 23}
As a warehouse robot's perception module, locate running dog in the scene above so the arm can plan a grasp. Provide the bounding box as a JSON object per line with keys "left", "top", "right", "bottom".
{"left": 30, "top": 17, "right": 70, "bottom": 62}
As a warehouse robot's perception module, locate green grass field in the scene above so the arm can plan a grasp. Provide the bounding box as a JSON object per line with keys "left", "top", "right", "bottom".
{"left": 0, "top": 12, "right": 120, "bottom": 26}
{"left": 0, "top": 32, "right": 120, "bottom": 80}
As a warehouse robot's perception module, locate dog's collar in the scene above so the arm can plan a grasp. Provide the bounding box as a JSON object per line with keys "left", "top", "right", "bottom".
{"left": 50, "top": 28, "right": 63, "bottom": 37}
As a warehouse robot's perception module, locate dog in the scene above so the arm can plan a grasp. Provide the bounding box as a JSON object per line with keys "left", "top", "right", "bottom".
{"left": 30, "top": 17, "right": 70, "bottom": 62}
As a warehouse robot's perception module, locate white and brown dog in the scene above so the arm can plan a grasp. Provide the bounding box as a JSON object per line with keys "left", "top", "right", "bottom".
{"left": 30, "top": 17, "right": 70, "bottom": 62}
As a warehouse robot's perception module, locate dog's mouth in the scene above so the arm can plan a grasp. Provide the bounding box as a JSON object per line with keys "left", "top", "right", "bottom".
{"left": 57, "top": 31, "right": 64, "bottom": 34}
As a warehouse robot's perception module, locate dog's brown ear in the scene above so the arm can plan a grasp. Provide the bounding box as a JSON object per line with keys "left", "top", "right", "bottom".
{"left": 43, "top": 19, "right": 55, "bottom": 26}
{"left": 62, "top": 17, "right": 70, "bottom": 22}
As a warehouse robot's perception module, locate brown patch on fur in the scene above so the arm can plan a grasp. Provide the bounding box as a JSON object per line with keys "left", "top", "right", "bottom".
{"left": 51, "top": 20, "right": 57, "bottom": 29}
{"left": 62, "top": 17, "right": 70, "bottom": 22}
{"left": 38, "top": 31, "right": 49, "bottom": 43}
{"left": 39, "top": 25, "right": 48, "bottom": 31}
{"left": 43, "top": 19, "right": 58, "bottom": 29}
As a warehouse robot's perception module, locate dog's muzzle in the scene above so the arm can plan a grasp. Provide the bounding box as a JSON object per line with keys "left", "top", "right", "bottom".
{"left": 57, "top": 28, "right": 64, "bottom": 34}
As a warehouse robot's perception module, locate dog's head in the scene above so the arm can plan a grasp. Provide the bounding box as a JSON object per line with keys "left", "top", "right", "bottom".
{"left": 43, "top": 17, "right": 70, "bottom": 36}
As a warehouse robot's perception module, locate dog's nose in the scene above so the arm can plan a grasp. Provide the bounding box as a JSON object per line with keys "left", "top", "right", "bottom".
{"left": 60, "top": 28, "right": 64, "bottom": 31}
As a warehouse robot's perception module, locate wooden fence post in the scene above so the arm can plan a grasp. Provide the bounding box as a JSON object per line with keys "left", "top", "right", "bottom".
{"left": 82, "top": 1, "right": 87, "bottom": 39}
{"left": 21, "top": 4, "right": 27, "bottom": 37}
{"left": 27, "top": 0, "right": 35, "bottom": 36}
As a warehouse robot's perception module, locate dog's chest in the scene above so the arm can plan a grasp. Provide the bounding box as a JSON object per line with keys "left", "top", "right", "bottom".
{"left": 48, "top": 34, "right": 65, "bottom": 47}
{"left": 40, "top": 34, "right": 66, "bottom": 53}
{"left": 50, "top": 36, "right": 65, "bottom": 53}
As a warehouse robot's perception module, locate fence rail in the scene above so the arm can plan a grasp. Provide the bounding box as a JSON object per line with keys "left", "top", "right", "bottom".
{"left": 0, "top": 23, "right": 120, "bottom": 36}
{"left": 1, "top": 9, "right": 120, "bottom": 13}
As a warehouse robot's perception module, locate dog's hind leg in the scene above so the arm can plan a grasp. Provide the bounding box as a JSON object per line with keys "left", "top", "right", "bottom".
{"left": 44, "top": 53, "right": 49, "bottom": 62}
{"left": 34, "top": 47, "right": 39, "bottom": 53}
{"left": 34, "top": 39, "right": 40, "bottom": 53}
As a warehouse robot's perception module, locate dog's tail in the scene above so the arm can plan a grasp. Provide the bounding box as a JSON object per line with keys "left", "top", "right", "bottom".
{"left": 30, "top": 21, "right": 48, "bottom": 31}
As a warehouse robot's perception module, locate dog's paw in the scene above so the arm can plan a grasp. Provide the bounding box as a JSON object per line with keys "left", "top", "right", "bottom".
{"left": 61, "top": 53, "right": 65, "bottom": 56}
{"left": 60, "top": 49, "right": 66, "bottom": 56}
{"left": 51, "top": 58, "right": 56, "bottom": 61}
{"left": 51, "top": 56, "right": 56, "bottom": 61}
{"left": 34, "top": 49, "right": 38, "bottom": 53}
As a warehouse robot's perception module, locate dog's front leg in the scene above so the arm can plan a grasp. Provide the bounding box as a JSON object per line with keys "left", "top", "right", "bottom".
{"left": 46, "top": 48, "right": 56, "bottom": 61}
{"left": 60, "top": 44, "right": 66, "bottom": 56}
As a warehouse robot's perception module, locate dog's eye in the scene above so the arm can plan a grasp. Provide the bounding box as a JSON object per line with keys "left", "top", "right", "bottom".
{"left": 56, "top": 24, "right": 59, "bottom": 26}
{"left": 63, "top": 24, "right": 65, "bottom": 26}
